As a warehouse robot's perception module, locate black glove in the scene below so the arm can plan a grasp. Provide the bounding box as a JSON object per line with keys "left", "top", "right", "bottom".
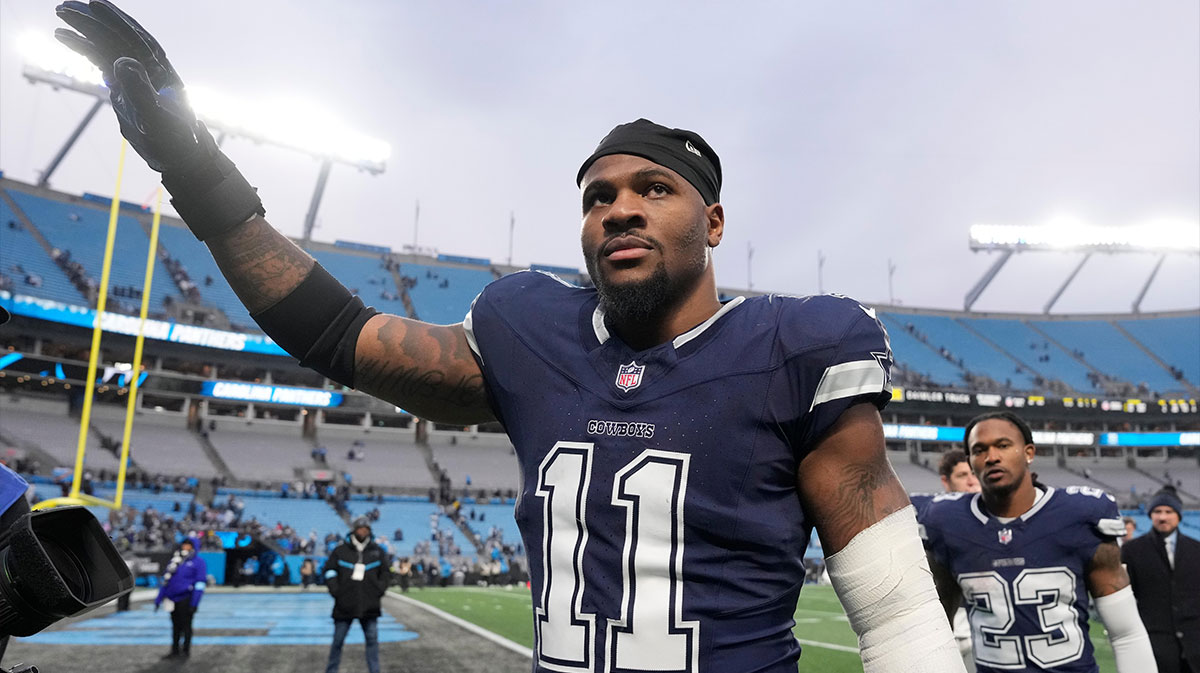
{"left": 55, "top": 0, "right": 264, "bottom": 240}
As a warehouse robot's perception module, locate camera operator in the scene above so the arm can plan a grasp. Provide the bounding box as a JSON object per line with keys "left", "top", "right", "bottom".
{"left": 0, "top": 461, "right": 34, "bottom": 663}
{"left": 0, "top": 303, "right": 134, "bottom": 668}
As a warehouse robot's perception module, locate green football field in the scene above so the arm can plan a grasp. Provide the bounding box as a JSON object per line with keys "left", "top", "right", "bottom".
{"left": 402, "top": 584, "right": 1117, "bottom": 672}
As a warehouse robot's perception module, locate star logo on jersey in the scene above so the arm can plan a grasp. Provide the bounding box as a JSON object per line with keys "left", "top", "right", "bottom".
{"left": 615, "top": 361, "right": 646, "bottom": 392}
{"left": 998, "top": 528, "right": 1014, "bottom": 545}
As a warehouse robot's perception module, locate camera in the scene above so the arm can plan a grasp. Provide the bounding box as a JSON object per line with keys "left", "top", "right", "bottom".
{"left": 0, "top": 506, "right": 133, "bottom": 637}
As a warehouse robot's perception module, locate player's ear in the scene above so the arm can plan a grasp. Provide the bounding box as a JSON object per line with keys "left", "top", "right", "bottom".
{"left": 1024, "top": 443, "right": 1036, "bottom": 464}
{"left": 706, "top": 203, "right": 724, "bottom": 247}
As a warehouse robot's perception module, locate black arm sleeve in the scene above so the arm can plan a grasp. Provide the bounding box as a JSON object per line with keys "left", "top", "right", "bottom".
{"left": 250, "top": 264, "right": 379, "bottom": 388}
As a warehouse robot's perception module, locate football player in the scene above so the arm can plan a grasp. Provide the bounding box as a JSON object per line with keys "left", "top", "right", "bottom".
{"left": 922, "top": 411, "right": 1157, "bottom": 673}
{"left": 56, "top": 3, "right": 964, "bottom": 670}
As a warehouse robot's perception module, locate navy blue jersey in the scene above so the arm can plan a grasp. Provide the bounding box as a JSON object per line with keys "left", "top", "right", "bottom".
{"left": 465, "top": 271, "right": 893, "bottom": 673}
{"left": 909, "top": 492, "right": 938, "bottom": 520}
{"left": 921, "top": 486, "right": 1125, "bottom": 673}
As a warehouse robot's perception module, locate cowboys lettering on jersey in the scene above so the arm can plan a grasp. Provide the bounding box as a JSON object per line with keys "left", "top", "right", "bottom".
{"left": 921, "top": 485, "right": 1126, "bottom": 673}
{"left": 464, "top": 271, "right": 893, "bottom": 673}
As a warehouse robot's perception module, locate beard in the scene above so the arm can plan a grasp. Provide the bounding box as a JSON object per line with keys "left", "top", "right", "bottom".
{"left": 585, "top": 228, "right": 708, "bottom": 327}
{"left": 585, "top": 252, "right": 679, "bottom": 326}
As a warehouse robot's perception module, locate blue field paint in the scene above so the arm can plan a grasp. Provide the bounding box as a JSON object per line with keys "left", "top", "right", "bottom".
{"left": 25, "top": 593, "right": 419, "bottom": 646}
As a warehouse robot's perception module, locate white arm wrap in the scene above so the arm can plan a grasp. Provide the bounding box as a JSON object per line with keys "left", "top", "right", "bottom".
{"left": 825, "top": 506, "right": 966, "bottom": 673}
{"left": 1094, "top": 586, "right": 1157, "bottom": 673}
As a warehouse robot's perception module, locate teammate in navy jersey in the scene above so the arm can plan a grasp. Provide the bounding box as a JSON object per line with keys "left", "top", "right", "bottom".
{"left": 922, "top": 411, "right": 1156, "bottom": 673}
{"left": 57, "top": 5, "right": 963, "bottom": 669}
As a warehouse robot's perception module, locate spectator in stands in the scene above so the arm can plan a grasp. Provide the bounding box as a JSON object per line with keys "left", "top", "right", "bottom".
{"left": 300, "top": 558, "right": 317, "bottom": 588}
{"left": 323, "top": 517, "right": 389, "bottom": 673}
{"left": 1122, "top": 486, "right": 1200, "bottom": 673}
{"left": 154, "top": 537, "right": 207, "bottom": 660}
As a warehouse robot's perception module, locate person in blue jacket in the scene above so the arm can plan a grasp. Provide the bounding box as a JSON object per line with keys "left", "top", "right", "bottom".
{"left": 155, "top": 537, "right": 207, "bottom": 659}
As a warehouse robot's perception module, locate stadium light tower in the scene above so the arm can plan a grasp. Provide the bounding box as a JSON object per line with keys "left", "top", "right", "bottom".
{"left": 17, "top": 32, "right": 390, "bottom": 243}
{"left": 964, "top": 216, "right": 1200, "bottom": 313}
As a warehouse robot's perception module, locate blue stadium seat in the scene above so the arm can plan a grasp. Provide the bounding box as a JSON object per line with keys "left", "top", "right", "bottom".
{"left": 1117, "top": 316, "right": 1200, "bottom": 389}
{"left": 877, "top": 314, "right": 965, "bottom": 386}
{"left": 1032, "top": 320, "right": 1183, "bottom": 394}
{"left": 0, "top": 198, "right": 84, "bottom": 306}
{"left": 398, "top": 263, "right": 494, "bottom": 325}
{"left": 959, "top": 318, "right": 1096, "bottom": 392}
{"left": 464, "top": 502, "right": 521, "bottom": 550}
{"left": 5, "top": 189, "right": 183, "bottom": 314}
{"left": 882, "top": 313, "right": 1040, "bottom": 390}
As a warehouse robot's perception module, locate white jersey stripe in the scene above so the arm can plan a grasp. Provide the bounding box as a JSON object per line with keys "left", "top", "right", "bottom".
{"left": 1096, "top": 517, "right": 1126, "bottom": 537}
{"left": 809, "top": 359, "right": 887, "bottom": 411}
{"left": 463, "top": 295, "right": 483, "bottom": 365}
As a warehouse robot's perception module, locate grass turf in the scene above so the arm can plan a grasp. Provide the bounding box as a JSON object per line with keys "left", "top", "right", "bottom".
{"left": 402, "top": 584, "right": 1118, "bottom": 672}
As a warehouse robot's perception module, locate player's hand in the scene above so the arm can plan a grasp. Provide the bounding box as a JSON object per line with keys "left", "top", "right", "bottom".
{"left": 54, "top": 0, "right": 204, "bottom": 174}
{"left": 53, "top": 0, "right": 264, "bottom": 241}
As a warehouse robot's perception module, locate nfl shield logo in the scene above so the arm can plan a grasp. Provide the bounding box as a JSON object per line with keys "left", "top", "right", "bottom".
{"left": 998, "top": 528, "right": 1013, "bottom": 545}
{"left": 615, "top": 361, "right": 646, "bottom": 392}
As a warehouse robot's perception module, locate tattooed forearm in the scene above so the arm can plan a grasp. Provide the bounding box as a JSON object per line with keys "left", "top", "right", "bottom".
{"left": 1086, "top": 541, "right": 1129, "bottom": 597}
{"left": 355, "top": 360, "right": 486, "bottom": 410}
{"left": 354, "top": 316, "right": 494, "bottom": 425}
{"left": 796, "top": 403, "right": 911, "bottom": 553}
{"left": 206, "top": 216, "right": 316, "bottom": 313}
{"left": 821, "top": 459, "right": 903, "bottom": 537}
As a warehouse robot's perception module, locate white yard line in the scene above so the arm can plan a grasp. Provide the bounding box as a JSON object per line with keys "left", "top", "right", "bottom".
{"left": 388, "top": 590, "right": 859, "bottom": 660}
{"left": 796, "top": 638, "right": 861, "bottom": 654}
{"left": 387, "top": 592, "right": 533, "bottom": 659}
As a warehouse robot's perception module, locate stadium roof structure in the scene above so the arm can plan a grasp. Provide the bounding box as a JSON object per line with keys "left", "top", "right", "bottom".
{"left": 18, "top": 32, "right": 390, "bottom": 243}
{"left": 965, "top": 217, "right": 1200, "bottom": 314}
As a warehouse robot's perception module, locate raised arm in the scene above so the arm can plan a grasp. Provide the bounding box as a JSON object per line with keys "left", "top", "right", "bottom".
{"left": 205, "top": 217, "right": 492, "bottom": 424}
{"left": 1086, "top": 540, "right": 1157, "bottom": 673}
{"left": 797, "top": 403, "right": 964, "bottom": 672}
{"left": 55, "top": 1, "right": 493, "bottom": 425}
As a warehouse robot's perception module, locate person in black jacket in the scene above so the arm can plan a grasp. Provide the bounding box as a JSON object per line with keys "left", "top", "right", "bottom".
{"left": 323, "top": 517, "right": 390, "bottom": 673}
{"left": 1122, "top": 486, "right": 1200, "bottom": 673}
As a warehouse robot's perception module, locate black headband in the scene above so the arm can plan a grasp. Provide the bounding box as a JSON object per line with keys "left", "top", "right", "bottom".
{"left": 576, "top": 118, "right": 722, "bottom": 205}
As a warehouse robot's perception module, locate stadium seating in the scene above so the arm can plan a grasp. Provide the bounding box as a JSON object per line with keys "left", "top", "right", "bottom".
{"left": 428, "top": 433, "right": 519, "bottom": 491}
{"left": 876, "top": 314, "right": 965, "bottom": 386}
{"left": 883, "top": 313, "right": 1041, "bottom": 390}
{"left": 5, "top": 189, "right": 183, "bottom": 315}
{"left": 465, "top": 501, "right": 522, "bottom": 549}
{"left": 1031, "top": 320, "right": 1183, "bottom": 394}
{"left": 1064, "top": 458, "right": 1172, "bottom": 502}
{"left": 309, "top": 248, "right": 411, "bottom": 317}
{"left": 398, "top": 263, "right": 493, "bottom": 325}
{"left": 205, "top": 421, "right": 315, "bottom": 482}
{"left": 0, "top": 198, "right": 84, "bottom": 307}
{"left": 238, "top": 494, "right": 347, "bottom": 540}
{"left": 957, "top": 317, "right": 1096, "bottom": 392}
{"left": 1116, "top": 315, "right": 1200, "bottom": 389}
{"left": 313, "top": 425, "right": 434, "bottom": 489}
{"left": 0, "top": 394, "right": 119, "bottom": 471}
{"left": 88, "top": 406, "right": 220, "bottom": 478}
{"left": 891, "top": 454, "right": 943, "bottom": 493}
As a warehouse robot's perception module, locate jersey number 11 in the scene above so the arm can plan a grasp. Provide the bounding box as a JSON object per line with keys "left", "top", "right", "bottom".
{"left": 535, "top": 442, "right": 699, "bottom": 673}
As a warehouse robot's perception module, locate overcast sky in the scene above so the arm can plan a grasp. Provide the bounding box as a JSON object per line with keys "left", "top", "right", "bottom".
{"left": 1, "top": 1, "right": 1197, "bottom": 314}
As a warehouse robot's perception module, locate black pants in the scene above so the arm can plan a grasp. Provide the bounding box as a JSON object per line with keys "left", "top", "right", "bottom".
{"left": 170, "top": 603, "right": 196, "bottom": 654}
